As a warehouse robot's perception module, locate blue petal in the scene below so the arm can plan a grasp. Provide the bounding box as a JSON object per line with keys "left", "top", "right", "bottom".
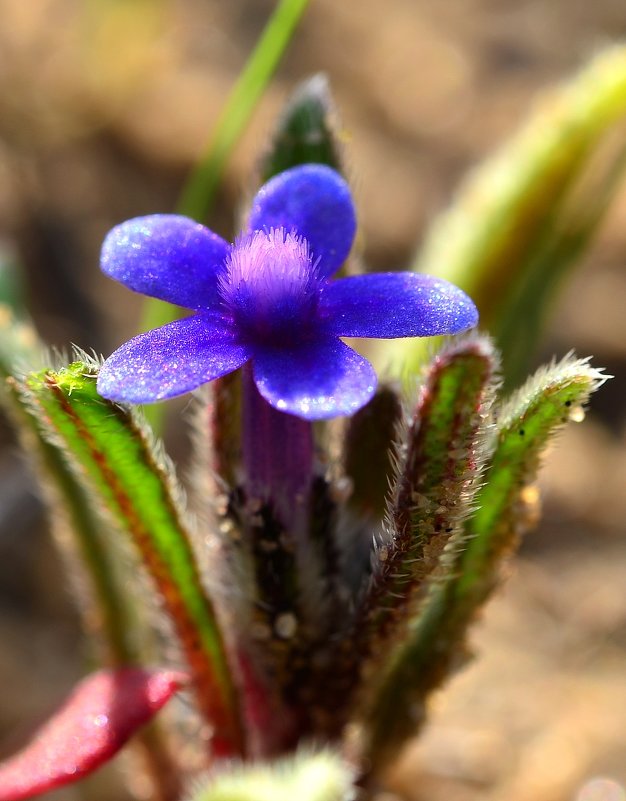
{"left": 249, "top": 165, "right": 356, "bottom": 278}
{"left": 97, "top": 313, "right": 250, "bottom": 403}
{"left": 319, "top": 273, "right": 479, "bottom": 338}
{"left": 252, "top": 337, "right": 377, "bottom": 420}
{"left": 101, "top": 215, "right": 230, "bottom": 310}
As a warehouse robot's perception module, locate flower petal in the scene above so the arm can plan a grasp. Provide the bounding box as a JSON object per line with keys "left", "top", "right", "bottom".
{"left": 249, "top": 165, "right": 356, "bottom": 278}
{"left": 319, "top": 273, "right": 479, "bottom": 338}
{"left": 98, "top": 313, "right": 250, "bottom": 403}
{"left": 101, "top": 215, "right": 229, "bottom": 310}
{"left": 0, "top": 668, "right": 186, "bottom": 801}
{"left": 252, "top": 337, "right": 377, "bottom": 420}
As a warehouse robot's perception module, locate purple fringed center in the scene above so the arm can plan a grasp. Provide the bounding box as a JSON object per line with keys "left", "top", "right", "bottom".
{"left": 219, "top": 230, "right": 322, "bottom": 346}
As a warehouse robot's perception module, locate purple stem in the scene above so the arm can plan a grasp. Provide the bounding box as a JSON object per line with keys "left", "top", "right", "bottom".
{"left": 241, "top": 364, "right": 314, "bottom": 523}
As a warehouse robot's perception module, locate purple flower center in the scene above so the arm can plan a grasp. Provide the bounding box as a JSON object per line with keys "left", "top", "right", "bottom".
{"left": 219, "top": 229, "right": 322, "bottom": 346}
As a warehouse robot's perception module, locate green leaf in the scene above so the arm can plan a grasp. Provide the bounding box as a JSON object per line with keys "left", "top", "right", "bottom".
{"left": 20, "top": 361, "right": 244, "bottom": 758}
{"left": 460, "top": 354, "right": 608, "bottom": 589}
{"left": 390, "top": 45, "right": 626, "bottom": 384}
{"left": 260, "top": 73, "right": 344, "bottom": 181}
{"left": 342, "top": 382, "right": 403, "bottom": 521}
{"left": 371, "top": 335, "right": 496, "bottom": 636}
{"left": 191, "top": 750, "right": 355, "bottom": 801}
{"left": 1, "top": 316, "right": 183, "bottom": 795}
{"left": 353, "top": 337, "right": 496, "bottom": 750}
{"left": 360, "top": 353, "right": 608, "bottom": 771}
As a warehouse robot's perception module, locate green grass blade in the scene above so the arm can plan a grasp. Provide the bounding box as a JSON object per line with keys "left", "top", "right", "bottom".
{"left": 23, "top": 361, "right": 244, "bottom": 757}
{"left": 0, "top": 247, "right": 24, "bottom": 313}
{"left": 494, "top": 133, "right": 626, "bottom": 388}
{"left": 141, "top": 0, "right": 309, "bottom": 330}
{"left": 176, "top": 0, "right": 310, "bottom": 222}
{"left": 140, "top": 0, "right": 310, "bottom": 431}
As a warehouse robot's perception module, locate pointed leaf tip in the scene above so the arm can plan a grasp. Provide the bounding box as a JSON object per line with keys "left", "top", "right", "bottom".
{"left": 0, "top": 668, "right": 187, "bottom": 801}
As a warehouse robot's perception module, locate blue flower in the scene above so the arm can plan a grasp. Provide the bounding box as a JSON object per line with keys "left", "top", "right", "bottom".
{"left": 97, "top": 165, "right": 478, "bottom": 420}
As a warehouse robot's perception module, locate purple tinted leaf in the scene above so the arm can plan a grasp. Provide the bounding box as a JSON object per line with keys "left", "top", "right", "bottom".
{"left": 0, "top": 668, "right": 186, "bottom": 801}
{"left": 97, "top": 312, "right": 251, "bottom": 403}
{"left": 252, "top": 337, "right": 377, "bottom": 419}
{"left": 249, "top": 164, "right": 356, "bottom": 278}
{"left": 320, "top": 273, "right": 479, "bottom": 338}
{"left": 101, "top": 215, "right": 229, "bottom": 310}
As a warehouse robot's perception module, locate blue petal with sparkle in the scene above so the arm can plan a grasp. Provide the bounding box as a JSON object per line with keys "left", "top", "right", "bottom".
{"left": 101, "top": 215, "right": 230, "bottom": 311}
{"left": 319, "top": 273, "right": 479, "bottom": 338}
{"left": 252, "top": 337, "right": 377, "bottom": 420}
{"left": 97, "top": 312, "right": 250, "bottom": 403}
{"left": 249, "top": 164, "right": 356, "bottom": 278}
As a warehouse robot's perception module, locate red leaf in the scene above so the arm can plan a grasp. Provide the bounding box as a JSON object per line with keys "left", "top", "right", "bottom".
{"left": 0, "top": 668, "right": 187, "bottom": 801}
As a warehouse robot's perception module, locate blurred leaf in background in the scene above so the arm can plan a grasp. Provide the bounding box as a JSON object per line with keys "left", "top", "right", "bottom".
{"left": 388, "top": 45, "right": 626, "bottom": 388}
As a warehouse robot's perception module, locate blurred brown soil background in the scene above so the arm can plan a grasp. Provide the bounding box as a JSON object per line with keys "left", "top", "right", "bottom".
{"left": 0, "top": 1, "right": 625, "bottom": 800}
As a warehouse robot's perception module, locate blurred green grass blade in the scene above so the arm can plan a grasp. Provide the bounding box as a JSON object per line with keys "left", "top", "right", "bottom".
{"left": 0, "top": 245, "right": 24, "bottom": 314}
{"left": 176, "top": 0, "right": 310, "bottom": 222}
{"left": 140, "top": 0, "right": 310, "bottom": 431}
{"left": 390, "top": 45, "right": 626, "bottom": 380}
{"left": 260, "top": 73, "right": 344, "bottom": 181}
{"left": 0, "top": 307, "right": 40, "bottom": 376}
{"left": 23, "top": 361, "right": 244, "bottom": 757}
{"left": 191, "top": 750, "right": 354, "bottom": 801}
{"left": 361, "top": 354, "right": 608, "bottom": 770}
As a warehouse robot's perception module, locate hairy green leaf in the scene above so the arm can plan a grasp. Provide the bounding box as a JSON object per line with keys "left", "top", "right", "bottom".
{"left": 342, "top": 383, "right": 403, "bottom": 521}
{"left": 352, "top": 337, "right": 496, "bottom": 740}
{"left": 192, "top": 750, "right": 354, "bottom": 801}
{"left": 1, "top": 316, "right": 182, "bottom": 795}
{"left": 361, "top": 354, "right": 607, "bottom": 771}
{"left": 261, "top": 73, "right": 344, "bottom": 181}
{"left": 20, "top": 361, "right": 244, "bottom": 757}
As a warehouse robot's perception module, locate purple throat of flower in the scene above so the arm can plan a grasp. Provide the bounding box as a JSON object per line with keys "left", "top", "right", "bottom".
{"left": 220, "top": 229, "right": 323, "bottom": 347}
{"left": 96, "top": 163, "right": 479, "bottom": 421}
